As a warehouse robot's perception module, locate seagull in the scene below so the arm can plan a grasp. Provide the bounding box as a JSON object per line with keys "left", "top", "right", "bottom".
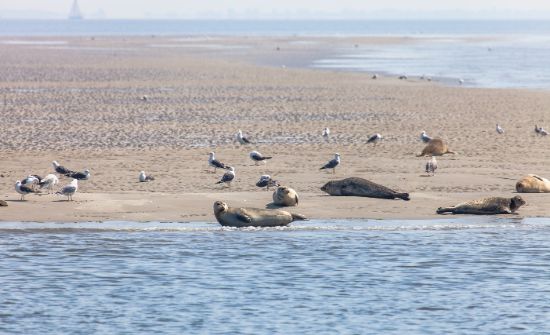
{"left": 420, "top": 131, "right": 432, "bottom": 143}
{"left": 399, "top": 75, "right": 407, "bottom": 80}
{"left": 367, "top": 133, "right": 383, "bottom": 146}
{"left": 256, "top": 175, "right": 279, "bottom": 190}
{"left": 322, "top": 127, "right": 330, "bottom": 141}
{"left": 52, "top": 160, "right": 74, "bottom": 175}
{"left": 21, "top": 175, "right": 41, "bottom": 189}
{"left": 216, "top": 166, "right": 235, "bottom": 187}
{"left": 140, "top": 95, "right": 148, "bottom": 101}
{"left": 425, "top": 156, "right": 437, "bottom": 176}
{"left": 249, "top": 151, "right": 272, "bottom": 165}
{"left": 535, "top": 125, "right": 542, "bottom": 135}
{"left": 208, "top": 152, "right": 229, "bottom": 172}
{"left": 66, "top": 169, "right": 90, "bottom": 180}
{"left": 236, "top": 129, "right": 252, "bottom": 145}
{"left": 320, "top": 153, "right": 340, "bottom": 174}
{"left": 56, "top": 179, "right": 78, "bottom": 201}
{"left": 15, "top": 180, "right": 38, "bottom": 200}
{"left": 39, "top": 174, "right": 59, "bottom": 193}
{"left": 139, "top": 171, "right": 155, "bottom": 182}
{"left": 372, "top": 74, "right": 378, "bottom": 79}
{"left": 458, "top": 78, "right": 464, "bottom": 85}
{"left": 496, "top": 124, "right": 504, "bottom": 134}
{"left": 540, "top": 127, "right": 549, "bottom": 136}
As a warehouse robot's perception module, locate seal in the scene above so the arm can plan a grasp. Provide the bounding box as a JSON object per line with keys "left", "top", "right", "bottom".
{"left": 320, "top": 177, "right": 410, "bottom": 201}
{"left": 516, "top": 174, "right": 550, "bottom": 193}
{"left": 213, "top": 201, "right": 307, "bottom": 227}
{"left": 436, "top": 196, "right": 525, "bottom": 215}
{"left": 272, "top": 186, "right": 299, "bottom": 206}
{"left": 0, "top": 200, "right": 7, "bottom": 207}
{"left": 417, "top": 138, "right": 455, "bottom": 157}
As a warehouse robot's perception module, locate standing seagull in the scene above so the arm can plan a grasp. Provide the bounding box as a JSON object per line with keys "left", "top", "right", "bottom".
{"left": 216, "top": 167, "right": 235, "bottom": 187}
{"left": 367, "top": 133, "right": 383, "bottom": 146}
{"left": 425, "top": 156, "right": 438, "bottom": 176}
{"left": 256, "top": 175, "right": 279, "bottom": 190}
{"left": 208, "top": 152, "right": 229, "bottom": 172}
{"left": 15, "top": 180, "right": 38, "bottom": 200}
{"left": 39, "top": 174, "right": 59, "bottom": 193}
{"left": 236, "top": 129, "right": 252, "bottom": 145}
{"left": 420, "top": 131, "right": 432, "bottom": 143}
{"left": 66, "top": 169, "right": 90, "bottom": 180}
{"left": 322, "top": 127, "right": 330, "bottom": 141}
{"left": 496, "top": 124, "right": 504, "bottom": 134}
{"left": 52, "top": 160, "right": 74, "bottom": 175}
{"left": 56, "top": 179, "right": 78, "bottom": 201}
{"left": 249, "top": 151, "right": 272, "bottom": 165}
{"left": 139, "top": 171, "right": 155, "bottom": 182}
{"left": 21, "top": 175, "right": 41, "bottom": 189}
{"left": 320, "top": 153, "right": 340, "bottom": 174}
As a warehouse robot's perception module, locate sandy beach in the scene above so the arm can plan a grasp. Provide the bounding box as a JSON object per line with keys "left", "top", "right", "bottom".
{"left": 1, "top": 35, "right": 550, "bottom": 222}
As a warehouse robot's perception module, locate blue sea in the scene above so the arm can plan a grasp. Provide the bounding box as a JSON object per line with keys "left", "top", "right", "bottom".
{"left": 1, "top": 218, "right": 550, "bottom": 334}
{"left": 1, "top": 19, "right": 550, "bottom": 88}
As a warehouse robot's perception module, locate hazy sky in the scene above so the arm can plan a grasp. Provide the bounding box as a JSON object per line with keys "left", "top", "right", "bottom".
{"left": 2, "top": 0, "right": 550, "bottom": 19}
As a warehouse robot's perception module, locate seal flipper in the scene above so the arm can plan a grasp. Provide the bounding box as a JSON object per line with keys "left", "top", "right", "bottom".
{"left": 395, "top": 192, "right": 410, "bottom": 201}
{"left": 291, "top": 213, "right": 307, "bottom": 221}
{"left": 436, "top": 207, "right": 454, "bottom": 214}
{"left": 235, "top": 209, "right": 253, "bottom": 223}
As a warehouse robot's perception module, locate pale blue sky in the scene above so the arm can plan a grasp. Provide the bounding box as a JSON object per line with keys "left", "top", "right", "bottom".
{"left": 1, "top": 0, "right": 550, "bottom": 19}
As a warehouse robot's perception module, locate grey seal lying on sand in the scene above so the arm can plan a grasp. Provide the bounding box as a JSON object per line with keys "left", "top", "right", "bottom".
{"left": 436, "top": 196, "right": 525, "bottom": 215}
{"left": 272, "top": 186, "right": 299, "bottom": 206}
{"left": 321, "top": 177, "right": 410, "bottom": 201}
{"left": 516, "top": 174, "right": 550, "bottom": 193}
{"left": 417, "top": 138, "right": 455, "bottom": 157}
{"left": 213, "top": 201, "right": 307, "bottom": 227}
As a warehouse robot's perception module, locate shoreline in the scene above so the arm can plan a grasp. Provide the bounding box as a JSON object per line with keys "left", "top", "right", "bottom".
{"left": 1, "top": 36, "right": 550, "bottom": 223}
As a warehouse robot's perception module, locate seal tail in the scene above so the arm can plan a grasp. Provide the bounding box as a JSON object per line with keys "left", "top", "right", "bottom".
{"left": 291, "top": 213, "right": 308, "bottom": 221}
{"left": 436, "top": 207, "right": 453, "bottom": 214}
{"left": 395, "top": 193, "right": 410, "bottom": 201}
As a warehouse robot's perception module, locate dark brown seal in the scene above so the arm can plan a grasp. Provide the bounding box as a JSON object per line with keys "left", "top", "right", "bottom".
{"left": 320, "top": 177, "right": 410, "bottom": 201}
{"left": 436, "top": 196, "right": 525, "bottom": 215}
{"left": 0, "top": 200, "right": 7, "bottom": 207}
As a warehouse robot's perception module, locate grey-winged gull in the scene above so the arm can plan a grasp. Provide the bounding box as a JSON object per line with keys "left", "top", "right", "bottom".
{"left": 367, "top": 133, "right": 383, "bottom": 146}
{"left": 52, "top": 160, "right": 74, "bottom": 175}
{"left": 496, "top": 124, "right": 504, "bottom": 134}
{"left": 236, "top": 129, "right": 252, "bottom": 145}
{"left": 425, "top": 156, "right": 438, "bottom": 176}
{"left": 420, "top": 131, "right": 432, "bottom": 143}
{"left": 66, "top": 169, "right": 90, "bottom": 180}
{"left": 256, "top": 175, "right": 279, "bottom": 190}
{"left": 320, "top": 153, "right": 340, "bottom": 174}
{"left": 322, "top": 127, "right": 330, "bottom": 141}
{"left": 56, "top": 179, "right": 78, "bottom": 201}
{"left": 208, "top": 152, "right": 229, "bottom": 172}
{"left": 15, "top": 180, "right": 38, "bottom": 200}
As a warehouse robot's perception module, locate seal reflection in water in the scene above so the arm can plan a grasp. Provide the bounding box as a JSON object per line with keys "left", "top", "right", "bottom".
{"left": 436, "top": 196, "right": 525, "bottom": 215}
{"left": 321, "top": 177, "right": 410, "bottom": 201}
{"left": 213, "top": 201, "right": 307, "bottom": 227}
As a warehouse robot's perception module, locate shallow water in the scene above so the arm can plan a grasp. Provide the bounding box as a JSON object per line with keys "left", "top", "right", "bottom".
{"left": 1, "top": 218, "right": 549, "bottom": 334}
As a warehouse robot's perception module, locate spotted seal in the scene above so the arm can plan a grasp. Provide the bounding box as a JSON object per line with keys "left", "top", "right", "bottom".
{"left": 516, "top": 174, "right": 550, "bottom": 193}
{"left": 320, "top": 177, "right": 410, "bottom": 201}
{"left": 213, "top": 201, "right": 307, "bottom": 227}
{"left": 272, "top": 186, "right": 299, "bottom": 207}
{"left": 417, "top": 138, "right": 455, "bottom": 157}
{"left": 436, "top": 196, "right": 525, "bottom": 215}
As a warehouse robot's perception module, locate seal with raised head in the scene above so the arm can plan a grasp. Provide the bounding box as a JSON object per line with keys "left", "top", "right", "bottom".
{"left": 436, "top": 196, "right": 525, "bottom": 215}
{"left": 213, "top": 201, "right": 307, "bottom": 227}
{"left": 417, "top": 138, "right": 455, "bottom": 157}
{"left": 321, "top": 177, "right": 410, "bottom": 201}
{"left": 516, "top": 174, "right": 550, "bottom": 193}
{"left": 272, "top": 186, "right": 299, "bottom": 206}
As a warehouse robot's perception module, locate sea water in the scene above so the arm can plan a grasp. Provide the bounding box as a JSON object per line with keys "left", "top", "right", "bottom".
{"left": 1, "top": 218, "right": 549, "bottom": 334}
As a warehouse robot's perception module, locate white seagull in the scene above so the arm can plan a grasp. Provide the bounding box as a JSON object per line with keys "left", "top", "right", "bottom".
{"left": 367, "top": 133, "right": 383, "bottom": 146}
{"left": 236, "top": 129, "right": 252, "bottom": 145}
{"left": 535, "top": 125, "right": 542, "bottom": 135}
{"left": 56, "top": 179, "right": 78, "bottom": 201}
{"left": 208, "top": 152, "right": 229, "bottom": 172}
{"left": 496, "top": 124, "right": 504, "bottom": 134}
{"left": 15, "top": 180, "right": 38, "bottom": 200}
{"left": 320, "top": 153, "right": 340, "bottom": 174}
{"left": 323, "top": 127, "right": 330, "bottom": 141}
{"left": 425, "top": 156, "right": 438, "bottom": 176}
{"left": 139, "top": 171, "right": 155, "bottom": 182}
{"left": 420, "top": 131, "right": 432, "bottom": 143}
{"left": 216, "top": 166, "right": 235, "bottom": 187}
{"left": 249, "top": 151, "right": 272, "bottom": 165}
{"left": 21, "top": 175, "right": 41, "bottom": 189}
{"left": 39, "top": 174, "right": 59, "bottom": 193}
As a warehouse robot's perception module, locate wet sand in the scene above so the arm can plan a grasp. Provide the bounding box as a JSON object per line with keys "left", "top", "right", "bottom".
{"left": 1, "top": 36, "right": 549, "bottom": 222}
